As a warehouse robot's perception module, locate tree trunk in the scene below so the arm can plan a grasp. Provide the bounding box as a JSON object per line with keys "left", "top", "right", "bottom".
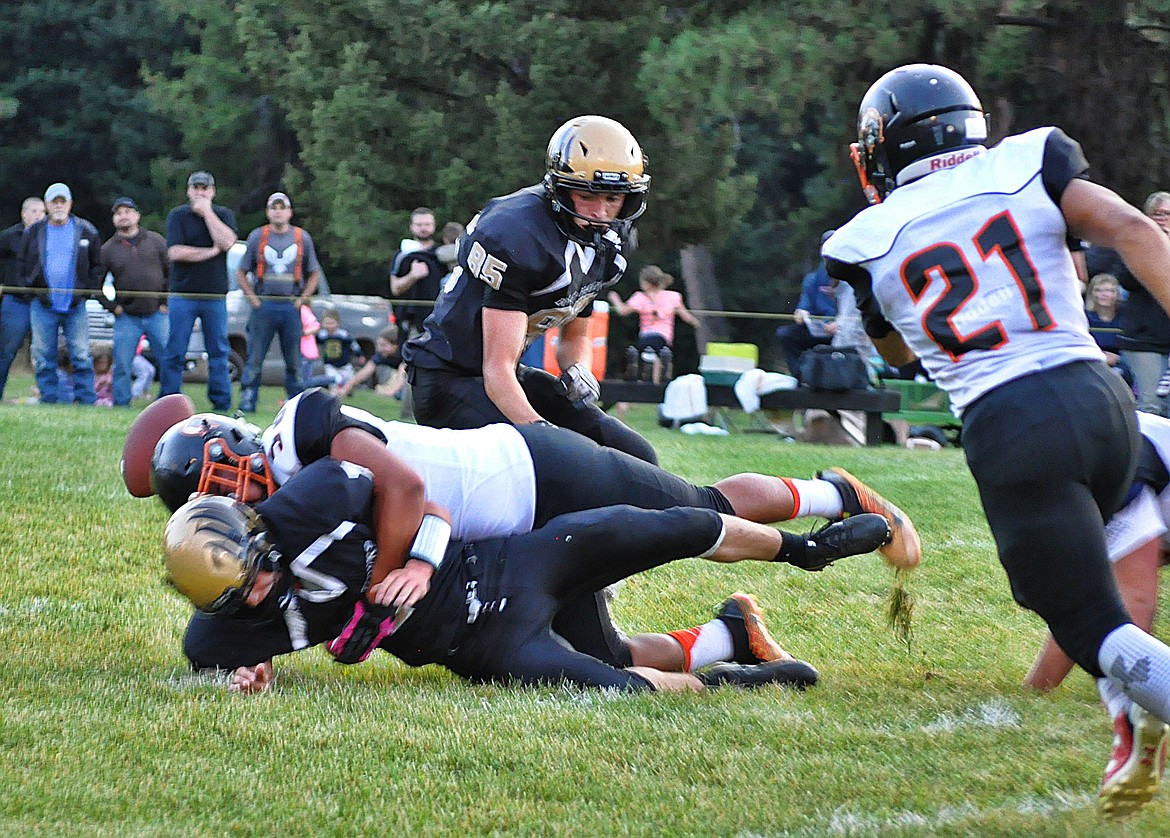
{"left": 678, "top": 244, "right": 729, "bottom": 350}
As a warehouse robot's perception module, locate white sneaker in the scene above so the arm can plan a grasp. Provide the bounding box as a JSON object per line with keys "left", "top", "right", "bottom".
{"left": 1099, "top": 703, "right": 1169, "bottom": 818}
{"left": 1157, "top": 371, "right": 1170, "bottom": 399}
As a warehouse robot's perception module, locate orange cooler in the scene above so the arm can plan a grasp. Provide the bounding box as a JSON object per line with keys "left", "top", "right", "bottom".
{"left": 541, "top": 301, "right": 609, "bottom": 381}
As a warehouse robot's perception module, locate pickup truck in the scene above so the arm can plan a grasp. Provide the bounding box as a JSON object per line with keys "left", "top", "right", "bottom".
{"left": 87, "top": 241, "right": 394, "bottom": 384}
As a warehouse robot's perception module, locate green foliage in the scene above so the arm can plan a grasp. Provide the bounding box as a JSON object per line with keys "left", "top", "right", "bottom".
{"left": 6, "top": 0, "right": 1170, "bottom": 312}
{"left": 3, "top": 386, "right": 1170, "bottom": 835}
{"left": 0, "top": 0, "right": 189, "bottom": 229}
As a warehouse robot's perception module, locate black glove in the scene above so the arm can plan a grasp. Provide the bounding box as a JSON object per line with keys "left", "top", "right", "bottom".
{"left": 325, "top": 600, "right": 398, "bottom": 664}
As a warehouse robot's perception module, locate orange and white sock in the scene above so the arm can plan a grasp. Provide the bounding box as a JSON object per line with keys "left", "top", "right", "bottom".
{"left": 667, "top": 620, "right": 733, "bottom": 672}
{"left": 780, "top": 477, "right": 845, "bottom": 519}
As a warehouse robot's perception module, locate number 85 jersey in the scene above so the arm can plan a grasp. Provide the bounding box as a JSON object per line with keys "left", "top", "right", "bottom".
{"left": 823, "top": 127, "right": 1103, "bottom": 414}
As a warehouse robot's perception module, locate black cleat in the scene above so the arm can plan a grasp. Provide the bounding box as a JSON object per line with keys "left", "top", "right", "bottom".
{"left": 716, "top": 592, "right": 790, "bottom": 664}
{"left": 699, "top": 658, "right": 819, "bottom": 690}
{"left": 786, "top": 513, "right": 892, "bottom": 571}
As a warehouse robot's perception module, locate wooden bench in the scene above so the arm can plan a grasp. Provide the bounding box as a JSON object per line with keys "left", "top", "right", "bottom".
{"left": 599, "top": 380, "right": 902, "bottom": 446}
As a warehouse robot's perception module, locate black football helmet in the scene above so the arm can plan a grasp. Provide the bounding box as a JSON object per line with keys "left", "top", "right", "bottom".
{"left": 163, "top": 495, "right": 278, "bottom": 614}
{"left": 543, "top": 115, "right": 650, "bottom": 241}
{"left": 150, "top": 414, "right": 276, "bottom": 512}
{"left": 852, "top": 64, "right": 988, "bottom": 203}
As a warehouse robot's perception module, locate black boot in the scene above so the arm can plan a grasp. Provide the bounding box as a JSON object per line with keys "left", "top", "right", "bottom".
{"left": 777, "top": 513, "right": 891, "bottom": 571}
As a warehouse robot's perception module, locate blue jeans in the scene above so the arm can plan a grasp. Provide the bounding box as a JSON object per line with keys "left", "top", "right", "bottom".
{"left": 1122, "top": 349, "right": 1168, "bottom": 416}
{"left": 160, "top": 294, "right": 231, "bottom": 411}
{"left": 238, "top": 300, "right": 303, "bottom": 410}
{"left": 29, "top": 300, "right": 95, "bottom": 404}
{"left": 112, "top": 310, "right": 168, "bottom": 406}
{"left": 0, "top": 295, "right": 32, "bottom": 400}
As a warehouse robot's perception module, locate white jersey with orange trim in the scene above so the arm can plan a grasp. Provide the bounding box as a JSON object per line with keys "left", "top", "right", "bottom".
{"left": 262, "top": 389, "right": 537, "bottom": 541}
{"left": 1102, "top": 411, "right": 1170, "bottom": 560}
{"left": 824, "top": 127, "right": 1104, "bottom": 414}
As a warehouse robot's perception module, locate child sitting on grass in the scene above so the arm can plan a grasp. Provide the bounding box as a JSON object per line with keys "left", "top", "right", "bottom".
{"left": 339, "top": 326, "right": 405, "bottom": 399}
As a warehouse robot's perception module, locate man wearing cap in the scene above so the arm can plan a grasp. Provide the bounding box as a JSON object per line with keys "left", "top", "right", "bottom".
{"left": 101, "top": 197, "right": 169, "bottom": 406}
{"left": 160, "top": 171, "right": 238, "bottom": 411}
{"left": 16, "top": 183, "right": 104, "bottom": 404}
{"left": 0, "top": 196, "right": 45, "bottom": 401}
{"left": 235, "top": 191, "right": 321, "bottom": 412}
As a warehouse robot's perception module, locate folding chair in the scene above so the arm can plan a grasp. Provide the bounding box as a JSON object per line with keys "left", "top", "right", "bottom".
{"left": 698, "top": 343, "right": 773, "bottom": 432}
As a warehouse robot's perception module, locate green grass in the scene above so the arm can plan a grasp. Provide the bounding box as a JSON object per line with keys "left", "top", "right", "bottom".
{"left": 2, "top": 374, "right": 1168, "bottom": 836}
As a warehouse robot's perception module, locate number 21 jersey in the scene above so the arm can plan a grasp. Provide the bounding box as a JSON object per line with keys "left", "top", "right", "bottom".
{"left": 824, "top": 127, "right": 1103, "bottom": 413}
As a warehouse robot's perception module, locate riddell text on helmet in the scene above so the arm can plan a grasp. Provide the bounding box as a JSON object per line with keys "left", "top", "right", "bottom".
{"left": 930, "top": 149, "right": 981, "bottom": 171}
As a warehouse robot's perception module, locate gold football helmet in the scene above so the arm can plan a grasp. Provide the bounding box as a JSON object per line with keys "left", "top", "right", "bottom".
{"left": 544, "top": 115, "right": 650, "bottom": 237}
{"left": 163, "top": 495, "right": 274, "bottom": 614}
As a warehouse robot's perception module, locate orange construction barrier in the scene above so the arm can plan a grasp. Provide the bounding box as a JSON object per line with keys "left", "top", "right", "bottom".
{"left": 541, "top": 301, "right": 609, "bottom": 381}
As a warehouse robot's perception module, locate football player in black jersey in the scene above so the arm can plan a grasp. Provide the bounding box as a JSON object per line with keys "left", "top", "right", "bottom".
{"left": 167, "top": 460, "right": 890, "bottom": 695}
{"left": 403, "top": 115, "right": 658, "bottom": 464}
{"left": 136, "top": 388, "right": 907, "bottom": 684}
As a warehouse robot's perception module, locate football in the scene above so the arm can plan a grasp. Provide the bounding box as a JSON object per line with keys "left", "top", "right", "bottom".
{"left": 120, "top": 394, "right": 196, "bottom": 497}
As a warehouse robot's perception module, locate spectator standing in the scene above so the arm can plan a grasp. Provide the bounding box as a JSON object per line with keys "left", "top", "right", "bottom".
{"left": 0, "top": 196, "right": 45, "bottom": 400}
{"left": 404, "top": 115, "right": 656, "bottom": 464}
{"left": 608, "top": 264, "right": 699, "bottom": 383}
{"left": 17, "top": 183, "right": 103, "bottom": 404}
{"left": 776, "top": 231, "right": 839, "bottom": 383}
{"left": 1083, "top": 273, "right": 1128, "bottom": 378}
{"left": 130, "top": 336, "right": 156, "bottom": 400}
{"left": 236, "top": 192, "right": 321, "bottom": 413}
{"left": 100, "top": 196, "right": 169, "bottom": 406}
{"left": 91, "top": 341, "right": 113, "bottom": 406}
{"left": 299, "top": 302, "right": 321, "bottom": 385}
{"left": 388, "top": 207, "right": 444, "bottom": 339}
{"left": 434, "top": 220, "right": 464, "bottom": 275}
{"left": 1087, "top": 192, "right": 1170, "bottom": 415}
{"left": 160, "top": 171, "right": 237, "bottom": 411}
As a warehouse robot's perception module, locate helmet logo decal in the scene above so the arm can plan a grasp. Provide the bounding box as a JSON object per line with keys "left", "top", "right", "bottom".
{"left": 859, "top": 107, "right": 884, "bottom": 153}
{"left": 896, "top": 146, "right": 986, "bottom": 186}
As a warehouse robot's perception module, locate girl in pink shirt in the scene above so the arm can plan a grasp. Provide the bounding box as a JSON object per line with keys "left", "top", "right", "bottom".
{"left": 609, "top": 265, "right": 700, "bottom": 382}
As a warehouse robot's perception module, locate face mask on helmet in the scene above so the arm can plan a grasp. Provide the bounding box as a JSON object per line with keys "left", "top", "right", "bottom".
{"left": 163, "top": 495, "right": 282, "bottom": 615}
{"left": 543, "top": 115, "right": 650, "bottom": 241}
{"left": 851, "top": 64, "right": 988, "bottom": 204}
{"left": 150, "top": 414, "right": 276, "bottom": 512}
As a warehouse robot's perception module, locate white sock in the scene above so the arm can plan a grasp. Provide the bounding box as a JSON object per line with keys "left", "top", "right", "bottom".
{"left": 1098, "top": 622, "right": 1170, "bottom": 724}
{"left": 1097, "top": 677, "right": 1131, "bottom": 720}
{"left": 784, "top": 478, "right": 844, "bottom": 519}
{"left": 687, "top": 620, "right": 734, "bottom": 671}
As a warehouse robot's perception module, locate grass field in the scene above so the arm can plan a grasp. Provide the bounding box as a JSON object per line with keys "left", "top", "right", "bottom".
{"left": 2, "top": 375, "right": 1168, "bottom": 836}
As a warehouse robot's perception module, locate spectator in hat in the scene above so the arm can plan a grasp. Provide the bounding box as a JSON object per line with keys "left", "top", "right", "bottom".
{"left": 235, "top": 191, "right": 321, "bottom": 412}
{"left": 17, "top": 183, "right": 104, "bottom": 403}
{"left": 101, "top": 196, "right": 169, "bottom": 406}
{"left": 160, "top": 171, "right": 237, "bottom": 411}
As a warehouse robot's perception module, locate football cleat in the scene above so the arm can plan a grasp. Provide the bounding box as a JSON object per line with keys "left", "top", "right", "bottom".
{"left": 1099, "top": 703, "right": 1169, "bottom": 818}
{"left": 818, "top": 467, "right": 922, "bottom": 569}
{"left": 786, "top": 513, "right": 892, "bottom": 572}
{"left": 717, "top": 593, "right": 792, "bottom": 665}
{"left": 699, "top": 658, "right": 818, "bottom": 690}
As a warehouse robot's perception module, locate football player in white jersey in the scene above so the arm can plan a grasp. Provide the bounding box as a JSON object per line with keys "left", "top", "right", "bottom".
{"left": 1026, "top": 412, "right": 1170, "bottom": 809}
{"left": 823, "top": 63, "right": 1170, "bottom": 817}
{"left": 136, "top": 388, "right": 909, "bottom": 681}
